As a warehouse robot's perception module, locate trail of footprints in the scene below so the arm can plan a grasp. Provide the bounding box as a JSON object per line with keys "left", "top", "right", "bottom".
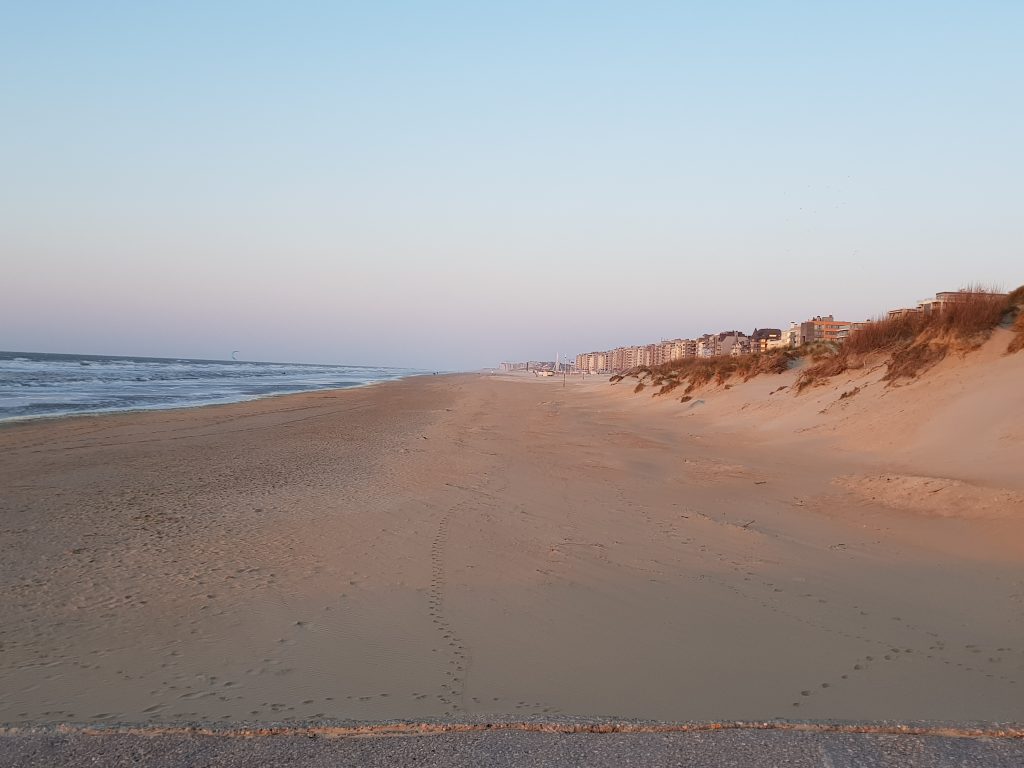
{"left": 425, "top": 476, "right": 561, "bottom": 718}
{"left": 428, "top": 502, "right": 470, "bottom": 716}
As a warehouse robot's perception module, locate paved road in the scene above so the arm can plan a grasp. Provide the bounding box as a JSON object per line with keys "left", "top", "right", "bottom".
{"left": 3, "top": 725, "right": 1023, "bottom": 767}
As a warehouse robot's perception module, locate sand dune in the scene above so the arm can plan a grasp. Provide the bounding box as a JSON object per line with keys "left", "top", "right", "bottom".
{"left": 0, "top": 345, "right": 1022, "bottom": 725}
{"left": 834, "top": 474, "right": 1024, "bottom": 519}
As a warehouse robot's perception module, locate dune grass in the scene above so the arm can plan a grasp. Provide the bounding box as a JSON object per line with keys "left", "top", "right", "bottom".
{"left": 1008, "top": 311, "right": 1024, "bottom": 355}
{"left": 797, "top": 287, "right": 1020, "bottom": 390}
{"left": 611, "top": 348, "right": 799, "bottom": 400}
{"left": 1007, "top": 285, "right": 1024, "bottom": 355}
{"left": 1009, "top": 325, "right": 1024, "bottom": 353}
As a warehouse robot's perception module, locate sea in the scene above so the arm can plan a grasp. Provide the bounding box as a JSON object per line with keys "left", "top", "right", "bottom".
{"left": 0, "top": 351, "right": 425, "bottom": 422}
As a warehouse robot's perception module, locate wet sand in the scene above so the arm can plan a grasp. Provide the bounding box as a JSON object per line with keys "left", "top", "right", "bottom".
{"left": 1, "top": 371, "right": 1022, "bottom": 725}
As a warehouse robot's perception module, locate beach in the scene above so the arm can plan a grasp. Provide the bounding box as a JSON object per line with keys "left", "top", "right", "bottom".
{"left": 1, "top": 362, "right": 1022, "bottom": 726}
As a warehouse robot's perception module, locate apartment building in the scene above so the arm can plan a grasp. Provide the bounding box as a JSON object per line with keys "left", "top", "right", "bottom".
{"left": 608, "top": 347, "right": 634, "bottom": 372}
{"left": 571, "top": 326, "right": 779, "bottom": 374}
{"left": 799, "top": 315, "right": 852, "bottom": 344}
{"left": 750, "top": 328, "right": 782, "bottom": 353}
{"left": 719, "top": 332, "right": 749, "bottom": 356}
{"left": 638, "top": 344, "right": 658, "bottom": 367}
{"left": 882, "top": 290, "right": 1008, "bottom": 322}
{"left": 696, "top": 334, "right": 716, "bottom": 358}
{"left": 574, "top": 351, "right": 611, "bottom": 373}
{"left": 781, "top": 322, "right": 802, "bottom": 347}
{"left": 921, "top": 290, "right": 1008, "bottom": 313}
{"left": 572, "top": 342, "right": 686, "bottom": 372}
{"left": 887, "top": 307, "right": 919, "bottom": 319}
{"left": 654, "top": 341, "right": 673, "bottom": 366}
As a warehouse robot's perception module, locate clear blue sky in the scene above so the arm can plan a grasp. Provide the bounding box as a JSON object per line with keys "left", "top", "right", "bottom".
{"left": 3, "top": 2, "right": 1021, "bottom": 369}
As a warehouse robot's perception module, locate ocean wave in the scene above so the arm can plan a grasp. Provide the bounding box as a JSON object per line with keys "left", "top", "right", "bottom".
{"left": 0, "top": 353, "right": 422, "bottom": 421}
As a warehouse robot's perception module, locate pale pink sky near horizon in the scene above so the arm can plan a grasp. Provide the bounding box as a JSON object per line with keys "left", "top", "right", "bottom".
{"left": 3, "top": 3, "right": 1021, "bottom": 369}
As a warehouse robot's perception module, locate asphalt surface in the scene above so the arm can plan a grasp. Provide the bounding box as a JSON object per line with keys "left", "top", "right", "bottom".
{"left": 2, "top": 723, "right": 1023, "bottom": 767}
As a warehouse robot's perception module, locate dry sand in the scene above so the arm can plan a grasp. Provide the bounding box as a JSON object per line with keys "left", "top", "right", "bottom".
{"left": 1, "top": 336, "right": 1022, "bottom": 726}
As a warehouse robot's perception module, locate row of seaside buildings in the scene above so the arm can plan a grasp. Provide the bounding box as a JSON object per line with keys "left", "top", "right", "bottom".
{"left": 573, "top": 317, "right": 849, "bottom": 374}
{"left": 561, "top": 290, "right": 1004, "bottom": 375}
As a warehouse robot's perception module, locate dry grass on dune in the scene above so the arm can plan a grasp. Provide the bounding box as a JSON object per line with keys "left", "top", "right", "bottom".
{"left": 1008, "top": 315, "right": 1024, "bottom": 355}
{"left": 797, "top": 286, "right": 1021, "bottom": 391}
{"left": 612, "top": 348, "right": 799, "bottom": 400}
{"left": 1007, "top": 285, "right": 1024, "bottom": 355}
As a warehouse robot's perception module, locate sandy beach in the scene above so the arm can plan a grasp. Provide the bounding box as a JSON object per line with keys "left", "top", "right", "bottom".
{"left": 1, "top": 344, "right": 1023, "bottom": 726}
